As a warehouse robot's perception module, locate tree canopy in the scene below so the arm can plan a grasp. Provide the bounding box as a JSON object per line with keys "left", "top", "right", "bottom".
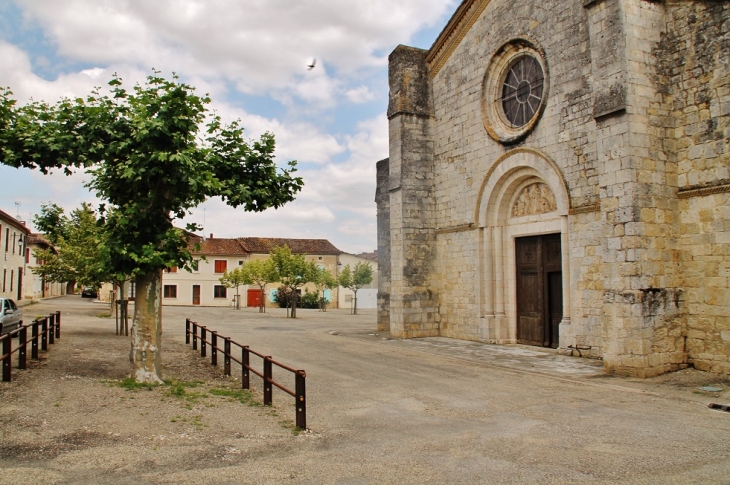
{"left": 0, "top": 72, "right": 304, "bottom": 382}
{"left": 269, "top": 245, "right": 316, "bottom": 318}
{"left": 31, "top": 202, "right": 110, "bottom": 289}
{"left": 219, "top": 267, "right": 248, "bottom": 309}
{"left": 239, "top": 258, "right": 277, "bottom": 313}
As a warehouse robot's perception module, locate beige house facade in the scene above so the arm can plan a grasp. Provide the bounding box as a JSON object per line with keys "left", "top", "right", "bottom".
{"left": 0, "top": 209, "right": 29, "bottom": 302}
{"left": 161, "top": 236, "right": 343, "bottom": 308}
{"left": 377, "top": 0, "right": 730, "bottom": 376}
{"left": 25, "top": 233, "right": 67, "bottom": 300}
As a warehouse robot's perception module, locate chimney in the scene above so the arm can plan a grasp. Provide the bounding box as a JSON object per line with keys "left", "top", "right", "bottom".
{"left": 210, "top": 233, "right": 214, "bottom": 239}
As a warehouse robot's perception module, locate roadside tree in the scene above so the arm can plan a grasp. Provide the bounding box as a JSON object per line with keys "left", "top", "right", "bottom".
{"left": 32, "top": 202, "right": 109, "bottom": 290}
{"left": 269, "top": 245, "right": 316, "bottom": 318}
{"left": 219, "top": 267, "right": 247, "bottom": 309}
{"left": 239, "top": 258, "right": 277, "bottom": 313}
{"left": 0, "top": 73, "right": 303, "bottom": 383}
{"left": 313, "top": 266, "right": 337, "bottom": 311}
{"left": 337, "top": 262, "right": 373, "bottom": 315}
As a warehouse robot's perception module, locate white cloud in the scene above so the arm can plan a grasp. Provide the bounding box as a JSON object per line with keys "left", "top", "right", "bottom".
{"left": 345, "top": 86, "right": 375, "bottom": 104}
{"left": 3, "top": 0, "right": 457, "bottom": 252}
{"left": 16, "top": 0, "right": 455, "bottom": 105}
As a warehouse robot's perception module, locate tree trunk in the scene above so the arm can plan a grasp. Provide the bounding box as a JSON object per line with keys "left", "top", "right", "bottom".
{"left": 236, "top": 288, "right": 240, "bottom": 309}
{"left": 130, "top": 271, "right": 163, "bottom": 384}
{"left": 259, "top": 285, "right": 266, "bottom": 313}
{"left": 290, "top": 289, "right": 297, "bottom": 318}
{"left": 353, "top": 289, "right": 358, "bottom": 315}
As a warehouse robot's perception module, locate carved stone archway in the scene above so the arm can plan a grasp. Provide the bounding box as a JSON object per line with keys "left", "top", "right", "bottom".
{"left": 473, "top": 148, "right": 572, "bottom": 348}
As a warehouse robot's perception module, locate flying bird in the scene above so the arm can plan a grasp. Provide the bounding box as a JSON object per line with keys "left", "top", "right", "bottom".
{"left": 307, "top": 58, "right": 317, "bottom": 70}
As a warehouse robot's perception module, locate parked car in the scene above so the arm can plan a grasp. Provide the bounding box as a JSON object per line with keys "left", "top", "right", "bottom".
{"left": 0, "top": 298, "right": 22, "bottom": 335}
{"left": 81, "top": 287, "right": 97, "bottom": 298}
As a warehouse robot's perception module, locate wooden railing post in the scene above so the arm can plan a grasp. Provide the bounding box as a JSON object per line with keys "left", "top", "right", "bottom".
{"left": 224, "top": 338, "right": 231, "bottom": 376}
{"left": 192, "top": 322, "right": 198, "bottom": 351}
{"left": 296, "top": 370, "right": 306, "bottom": 429}
{"left": 48, "top": 313, "right": 55, "bottom": 345}
{"left": 211, "top": 332, "right": 218, "bottom": 367}
{"left": 200, "top": 326, "right": 206, "bottom": 358}
{"left": 2, "top": 337, "right": 11, "bottom": 382}
{"left": 185, "top": 318, "right": 190, "bottom": 345}
{"left": 18, "top": 326, "right": 27, "bottom": 370}
{"left": 31, "top": 320, "right": 39, "bottom": 360}
{"left": 55, "top": 311, "right": 61, "bottom": 339}
{"left": 41, "top": 317, "right": 48, "bottom": 351}
{"left": 263, "top": 356, "right": 273, "bottom": 406}
{"left": 242, "top": 346, "right": 250, "bottom": 390}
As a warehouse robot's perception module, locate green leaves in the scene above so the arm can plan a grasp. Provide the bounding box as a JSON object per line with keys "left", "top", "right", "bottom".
{"left": 30, "top": 203, "right": 110, "bottom": 288}
{"left": 337, "top": 262, "right": 373, "bottom": 291}
{"left": 2, "top": 72, "right": 303, "bottom": 279}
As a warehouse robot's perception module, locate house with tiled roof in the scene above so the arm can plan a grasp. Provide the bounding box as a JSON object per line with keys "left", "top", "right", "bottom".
{"left": 0, "top": 209, "right": 30, "bottom": 302}
{"left": 25, "top": 233, "right": 68, "bottom": 300}
{"left": 161, "top": 234, "right": 344, "bottom": 308}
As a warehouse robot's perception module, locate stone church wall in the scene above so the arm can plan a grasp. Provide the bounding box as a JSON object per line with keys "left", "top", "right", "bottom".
{"left": 380, "top": 0, "right": 729, "bottom": 376}
{"left": 653, "top": 3, "right": 730, "bottom": 374}
{"left": 428, "top": 0, "right": 603, "bottom": 345}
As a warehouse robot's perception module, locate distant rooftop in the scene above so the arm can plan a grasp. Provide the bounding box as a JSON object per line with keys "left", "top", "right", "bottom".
{"left": 188, "top": 235, "right": 341, "bottom": 256}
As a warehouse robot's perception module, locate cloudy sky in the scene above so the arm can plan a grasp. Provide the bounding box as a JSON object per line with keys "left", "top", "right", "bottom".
{"left": 0, "top": 0, "right": 456, "bottom": 254}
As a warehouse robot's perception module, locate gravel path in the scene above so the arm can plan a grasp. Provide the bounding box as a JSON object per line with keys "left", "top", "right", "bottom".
{"left": 1, "top": 296, "right": 729, "bottom": 484}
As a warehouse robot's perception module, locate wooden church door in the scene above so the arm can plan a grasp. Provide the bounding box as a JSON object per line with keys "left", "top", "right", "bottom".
{"left": 515, "top": 234, "right": 562, "bottom": 348}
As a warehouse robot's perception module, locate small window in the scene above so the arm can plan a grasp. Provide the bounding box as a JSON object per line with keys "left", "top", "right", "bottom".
{"left": 318, "top": 256, "right": 322, "bottom": 260}
{"left": 163, "top": 285, "right": 177, "bottom": 298}
{"left": 214, "top": 260, "right": 227, "bottom": 273}
{"left": 164, "top": 267, "right": 178, "bottom": 273}
{"left": 238, "top": 260, "right": 244, "bottom": 266}
{"left": 214, "top": 285, "right": 227, "bottom": 298}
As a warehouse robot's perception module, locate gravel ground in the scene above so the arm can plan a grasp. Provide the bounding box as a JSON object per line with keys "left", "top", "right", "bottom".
{"left": 1, "top": 296, "right": 729, "bottom": 485}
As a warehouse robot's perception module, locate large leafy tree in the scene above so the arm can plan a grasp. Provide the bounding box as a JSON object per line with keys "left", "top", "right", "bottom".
{"left": 338, "top": 262, "right": 373, "bottom": 315}
{"left": 269, "top": 245, "right": 316, "bottom": 318}
{"left": 239, "top": 258, "right": 277, "bottom": 313}
{"left": 31, "top": 202, "right": 109, "bottom": 290}
{"left": 0, "top": 73, "right": 303, "bottom": 382}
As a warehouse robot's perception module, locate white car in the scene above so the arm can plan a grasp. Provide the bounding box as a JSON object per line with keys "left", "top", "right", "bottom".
{"left": 0, "top": 298, "right": 22, "bottom": 335}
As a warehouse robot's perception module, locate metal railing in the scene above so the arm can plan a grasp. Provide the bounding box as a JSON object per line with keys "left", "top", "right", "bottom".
{"left": 185, "top": 318, "right": 307, "bottom": 429}
{"left": 1, "top": 312, "right": 61, "bottom": 382}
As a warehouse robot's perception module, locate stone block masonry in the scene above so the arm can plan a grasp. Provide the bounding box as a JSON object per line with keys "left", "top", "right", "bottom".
{"left": 377, "top": 0, "right": 730, "bottom": 376}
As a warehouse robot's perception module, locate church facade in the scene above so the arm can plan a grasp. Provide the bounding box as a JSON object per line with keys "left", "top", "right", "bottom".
{"left": 376, "top": 0, "right": 730, "bottom": 376}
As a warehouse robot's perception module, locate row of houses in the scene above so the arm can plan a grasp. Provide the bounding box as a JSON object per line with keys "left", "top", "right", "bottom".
{"left": 0, "top": 209, "right": 67, "bottom": 304}
{"left": 2, "top": 206, "right": 377, "bottom": 309}
{"left": 147, "top": 234, "right": 378, "bottom": 309}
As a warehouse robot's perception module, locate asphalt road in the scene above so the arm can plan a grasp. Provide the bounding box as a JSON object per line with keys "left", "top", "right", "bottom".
{"left": 161, "top": 302, "right": 730, "bottom": 485}
{"left": 5, "top": 296, "right": 729, "bottom": 484}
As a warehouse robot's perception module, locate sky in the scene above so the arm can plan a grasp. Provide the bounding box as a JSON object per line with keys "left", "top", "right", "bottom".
{"left": 0, "top": 0, "right": 457, "bottom": 254}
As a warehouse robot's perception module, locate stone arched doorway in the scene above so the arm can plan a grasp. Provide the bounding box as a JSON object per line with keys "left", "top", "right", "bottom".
{"left": 474, "top": 148, "right": 571, "bottom": 349}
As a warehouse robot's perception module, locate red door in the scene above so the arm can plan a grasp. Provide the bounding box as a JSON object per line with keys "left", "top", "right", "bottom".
{"left": 192, "top": 285, "right": 201, "bottom": 305}
{"left": 247, "top": 289, "right": 261, "bottom": 308}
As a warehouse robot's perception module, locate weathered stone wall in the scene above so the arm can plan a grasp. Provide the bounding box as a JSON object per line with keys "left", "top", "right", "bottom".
{"left": 381, "top": 0, "right": 729, "bottom": 376}
{"left": 428, "top": 0, "right": 603, "bottom": 347}
{"left": 386, "top": 46, "right": 440, "bottom": 338}
{"left": 376, "top": 158, "right": 391, "bottom": 331}
{"left": 653, "top": 2, "right": 730, "bottom": 374}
